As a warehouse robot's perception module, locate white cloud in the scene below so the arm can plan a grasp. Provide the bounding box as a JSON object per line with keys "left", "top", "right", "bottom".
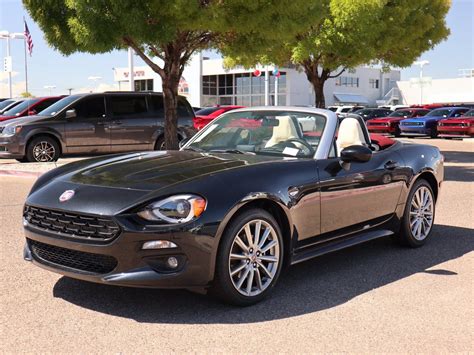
{"left": 76, "top": 83, "right": 120, "bottom": 94}
{"left": 0, "top": 71, "right": 19, "bottom": 81}
{"left": 0, "top": 80, "right": 27, "bottom": 98}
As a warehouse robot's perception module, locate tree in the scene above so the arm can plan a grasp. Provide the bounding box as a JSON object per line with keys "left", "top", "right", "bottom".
{"left": 23, "top": 0, "right": 324, "bottom": 148}
{"left": 221, "top": 0, "right": 451, "bottom": 108}
{"left": 20, "top": 92, "right": 34, "bottom": 98}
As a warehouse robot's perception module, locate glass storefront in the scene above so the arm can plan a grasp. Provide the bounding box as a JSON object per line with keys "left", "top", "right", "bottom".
{"left": 202, "top": 72, "right": 287, "bottom": 107}
{"left": 134, "top": 79, "right": 154, "bottom": 92}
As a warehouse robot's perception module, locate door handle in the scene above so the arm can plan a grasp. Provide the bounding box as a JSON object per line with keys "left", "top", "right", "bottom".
{"left": 384, "top": 160, "right": 399, "bottom": 170}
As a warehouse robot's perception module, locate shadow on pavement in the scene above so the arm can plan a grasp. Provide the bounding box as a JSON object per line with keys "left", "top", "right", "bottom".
{"left": 442, "top": 150, "right": 474, "bottom": 165}
{"left": 53, "top": 224, "right": 473, "bottom": 324}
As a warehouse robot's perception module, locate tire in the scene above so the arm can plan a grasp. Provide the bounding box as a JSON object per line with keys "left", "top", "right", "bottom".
{"left": 430, "top": 128, "right": 438, "bottom": 138}
{"left": 154, "top": 135, "right": 182, "bottom": 151}
{"left": 394, "top": 126, "right": 401, "bottom": 137}
{"left": 15, "top": 157, "right": 28, "bottom": 163}
{"left": 26, "top": 136, "right": 60, "bottom": 162}
{"left": 211, "top": 208, "right": 284, "bottom": 306}
{"left": 396, "top": 179, "right": 435, "bottom": 247}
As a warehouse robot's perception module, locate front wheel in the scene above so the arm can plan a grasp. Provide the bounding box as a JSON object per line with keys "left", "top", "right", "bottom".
{"left": 396, "top": 179, "right": 435, "bottom": 247}
{"left": 212, "top": 209, "right": 284, "bottom": 306}
{"left": 26, "top": 136, "right": 60, "bottom": 162}
{"left": 430, "top": 128, "right": 438, "bottom": 138}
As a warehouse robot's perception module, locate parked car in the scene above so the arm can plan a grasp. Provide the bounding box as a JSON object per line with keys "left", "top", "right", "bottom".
{"left": 367, "top": 108, "right": 431, "bottom": 137}
{"left": 194, "top": 105, "right": 244, "bottom": 130}
{"left": 353, "top": 108, "right": 393, "bottom": 121}
{"left": 437, "top": 109, "right": 474, "bottom": 138}
{"left": 378, "top": 105, "right": 410, "bottom": 111}
{"left": 22, "top": 107, "right": 443, "bottom": 305}
{"left": 0, "top": 96, "right": 65, "bottom": 122}
{"left": 0, "top": 92, "right": 196, "bottom": 162}
{"left": 327, "top": 105, "right": 365, "bottom": 118}
{"left": 0, "top": 98, "right": 24, "bottom": 114}
{"left": 399, "top": 107, "right": 470, "bottom": 138}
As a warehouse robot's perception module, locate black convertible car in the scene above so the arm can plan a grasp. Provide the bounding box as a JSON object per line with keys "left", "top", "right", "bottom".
{"left": 23, "top": 108, "right": 443, "bottom": 305}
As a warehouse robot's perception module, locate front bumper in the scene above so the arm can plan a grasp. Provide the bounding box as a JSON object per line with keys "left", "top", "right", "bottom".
{"left": 367, "top": 125, "right": 396, "bottom": 134}
{"left": 438, "top": 126, "right": 474, "bottom": 138}
{"left": 0, "top": 135, "right": 25, "bottom": 159}
{"left": 23, "top": 216, "right": 217, "bottom": 289}
{"left": 400, "top": 125, "right": 431, "bottom": 136}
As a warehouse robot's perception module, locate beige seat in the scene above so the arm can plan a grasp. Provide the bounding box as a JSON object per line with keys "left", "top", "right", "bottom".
{"left": 265, "top": 116, "right": 300, "bottom": 148}
{"left": 336, "top": 117, "right": 367, "bottom": 155}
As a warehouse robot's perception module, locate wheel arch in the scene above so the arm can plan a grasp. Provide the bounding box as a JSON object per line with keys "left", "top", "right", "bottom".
{"left": 25, "top": 132, "right": 63, "bottom": 156}
{"left": 414, "top": 170, "right": 439, "bottom": 202}
{"left": 208, "top": 196, "right": 293, "bottom": 283}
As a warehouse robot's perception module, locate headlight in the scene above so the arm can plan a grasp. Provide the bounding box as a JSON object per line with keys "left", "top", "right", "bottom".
{"left": 1, "top": 125, "right": 22, "bottom": 137}
{"left": 138, "top": 194, "right": 207, "bottom": 224}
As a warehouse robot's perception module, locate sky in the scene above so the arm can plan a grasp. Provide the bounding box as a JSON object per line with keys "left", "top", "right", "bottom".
{"left": 1, "top": 0, "right": 473, "bottom": 97}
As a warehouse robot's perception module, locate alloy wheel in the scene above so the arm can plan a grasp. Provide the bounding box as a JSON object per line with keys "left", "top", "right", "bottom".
{"left": 33, "top": 141, "right": 56, "bottom": 162}
{"left": 228, "top": 219, "right": 280, "bottom": 297}
{"left": 409, "top": 186, "right": 434, "bottom": 241}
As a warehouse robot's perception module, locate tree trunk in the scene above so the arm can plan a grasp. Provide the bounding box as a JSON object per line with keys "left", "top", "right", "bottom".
{"left": 161, "top": 66, "right": 180, "bottom": 150}
{"left": 312, "top": 78, "right": 326, "bottom": 108}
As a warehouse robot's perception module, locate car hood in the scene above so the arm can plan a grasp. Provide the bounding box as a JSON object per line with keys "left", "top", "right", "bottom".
{"left": 439, "top": 117, "right": 474, "bottom": 124}
{"left": 369, "top": 116, "right": 406, "bottom": 123}
{"left": 27, "top": 151, "right": 285, "bottom": 215}
{"left": 0, "top": 114, "right": 50, "bottom": 126}
{"left": 402, "top": 115, "right": 443, "bottom": 122}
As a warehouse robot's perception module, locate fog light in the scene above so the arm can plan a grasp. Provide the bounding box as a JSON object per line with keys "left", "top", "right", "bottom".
{"left": 167, "top": 257, "right": 179, "bottom": 269}
{"left": 142, "top": 240, "right": 177, "bottom": 250}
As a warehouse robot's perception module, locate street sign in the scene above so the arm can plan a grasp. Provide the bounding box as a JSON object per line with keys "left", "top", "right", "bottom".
{"left": 3, "top": 56, "right": 12, "bottom": 72}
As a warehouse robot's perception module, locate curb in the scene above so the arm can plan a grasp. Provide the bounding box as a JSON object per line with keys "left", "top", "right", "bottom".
{"left": 0, "top": 170, "right": 43, "bottom": 178}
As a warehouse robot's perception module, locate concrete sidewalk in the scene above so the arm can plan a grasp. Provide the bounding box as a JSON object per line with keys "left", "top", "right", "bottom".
{"left": 0, "top": 157, "right": 84, "bottom": 178}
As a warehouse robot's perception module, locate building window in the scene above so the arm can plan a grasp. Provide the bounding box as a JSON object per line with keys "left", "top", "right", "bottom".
{"left": 219, "top": 74, "right": 234, "bottom": 95}
{"left": 134, "top": 79, "right": 153, "bottom": 92}
{"left": 336, "top": 76, "right": 359, "bottom": 87}
{"left": 202, "top": 75, "right": 217, "bottom": 95}
{"left": 369, "top": 79, "right": 379, "bottom": 89}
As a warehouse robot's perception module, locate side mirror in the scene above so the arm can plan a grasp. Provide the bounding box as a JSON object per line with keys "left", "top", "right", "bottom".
{"left": 179, "top": 137, "right": 190, "bottom": 149}
{"left": 340, "top": 145, "right": 372, "bottom": 166}
{"left": 65, "top": 109, "right": 77, "bottom": 119}
{"left": 28, "top": 109, "right": 37, "bottom": 116}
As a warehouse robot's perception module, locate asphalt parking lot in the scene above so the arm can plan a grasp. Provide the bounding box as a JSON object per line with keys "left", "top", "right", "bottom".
{"left": 0, "top": 138, "right": 472, "bottom": 353}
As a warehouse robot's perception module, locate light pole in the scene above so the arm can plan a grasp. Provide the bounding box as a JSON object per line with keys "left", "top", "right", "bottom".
{"left": 128, "top": 47, "right": 135, "bottom": 91}
{"left": 414, "top": 60, "right": 429, "bottom": 105}
{"left": 44, "top": 85, "right": 56, "bottom": 95}
{"left": 0, "top": 31, "right": 26, "bottom": 98}
{"left": 67, "top": 88, "right": 74, "bottom": 95}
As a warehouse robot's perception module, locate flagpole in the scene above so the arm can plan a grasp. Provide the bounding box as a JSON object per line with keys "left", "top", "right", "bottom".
{"left": 23, "top": 17, "right": 29, "bottom": 94}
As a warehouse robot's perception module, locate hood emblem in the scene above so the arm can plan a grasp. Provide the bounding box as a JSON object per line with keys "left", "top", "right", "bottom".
{"left": 59, "top": 190, "right": 75, "bottom": 202}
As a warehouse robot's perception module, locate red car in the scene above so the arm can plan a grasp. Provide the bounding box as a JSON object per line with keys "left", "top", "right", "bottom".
{"left": 0, "top": 96, "right": 65, "bottom": 122}
{"left": 366, "top": 108, "right": 430, "bottom": 137}
{"left": 194, "top": 105, "right": 244, "bottom": 130}
{"left": 437, "top": 109, "right": 474, "bottom": 138}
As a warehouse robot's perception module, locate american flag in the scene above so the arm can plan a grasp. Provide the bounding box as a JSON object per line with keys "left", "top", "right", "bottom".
{"left": 24, "top": 20, "right": 33, "bottom": 56}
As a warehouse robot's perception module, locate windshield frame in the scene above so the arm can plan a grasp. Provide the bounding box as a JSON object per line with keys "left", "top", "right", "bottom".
{"left": 182, "top": 107, "right": 337, "bottom": 160}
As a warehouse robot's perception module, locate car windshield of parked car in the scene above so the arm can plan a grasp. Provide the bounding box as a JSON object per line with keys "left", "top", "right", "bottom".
{"left": 195, "top": 107, "right": 222, "bottom": 116}
{"left": 185, "top": 110, "right": 326, "bottom": 158}
{"left": 327, "top": 107, "right": 337, "bottom": 112}
{"left": 389, "top": 110, "right": 411, "bottom": 118}
{"left": 462, "top": 109, "right": 474, "bottom": 116}
{"left": 428, "top": 109, "right": 452, "bottom": 117}
{"left": 37, "top": 95, "right": 80, "bottom": 116}
{"left": 1, "top": 98, "right": 40, "bottom": 116}
{"left": 354, "top": 109, "right": 373, "bottom": 116}
{"left": 0, "top": 99, "right": 16, "bottom": 111}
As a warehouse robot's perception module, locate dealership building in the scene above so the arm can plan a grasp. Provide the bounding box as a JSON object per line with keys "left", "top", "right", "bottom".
{"left": 113, "top": 53, "right": 403, "bottom": 108}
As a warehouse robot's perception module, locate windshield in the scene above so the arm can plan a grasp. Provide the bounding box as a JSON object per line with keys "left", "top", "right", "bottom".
{"left": 428, "top": 109, "right": 452, "bottom": 117}
{"left": 463, "top": 109, "right": 474, "bottom": 116}
{"left": 354, "top": 109, "right": 372, "bottom": 116}
{"left": 327, "top": 107, "right": 338, "bottom": 112}
{"left": 38, "top": 95, "right": 80, "bottom": 116}
{"left": 1, "top": 98, "right": 40, "bottom": 116}
{"left": 389, "top": 110, "right": 411, "bottom": 118}
{"left": 0, "top": 99, "right": 16, "bottom": 111}
{"left": 185, "top": 110, "right": 326, "bottom": 158}
{"left": 195, "top": 107, "right": 222, "bottom": 116}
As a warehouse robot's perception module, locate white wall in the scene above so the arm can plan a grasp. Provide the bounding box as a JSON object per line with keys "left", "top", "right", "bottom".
{"left": 397, "top": 77, "right": 474, "bottom": 105}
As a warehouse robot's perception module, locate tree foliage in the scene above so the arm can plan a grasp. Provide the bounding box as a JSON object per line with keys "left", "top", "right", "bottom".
{"left": 23, "top": 0, "right": 324, "bottom": 148}
{"left": 221, "top": 0, "right": 451, "bottom": 107}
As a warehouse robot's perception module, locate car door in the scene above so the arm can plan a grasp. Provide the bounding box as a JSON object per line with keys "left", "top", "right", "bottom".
{"left": 64, "top": 95, "right": 110, "bottom": 154}
{"left": 108, "top": 94, "right": 156, "bottom": 152}
{"left": 317, "top": 119, "right": 405, "bottom": 236}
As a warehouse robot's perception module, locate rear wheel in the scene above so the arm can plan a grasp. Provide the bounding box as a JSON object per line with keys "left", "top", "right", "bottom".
{"left": 26, "top": 136, "right": 60, "bottom": 162}
{"left": 154, "top": 135, "right": 182, "bottom": 151}
{"left": 212, "top": 209, "right": 284, "bottom": 306}
{"left": 396, "top": 179, "right": 435, "bottom": 247}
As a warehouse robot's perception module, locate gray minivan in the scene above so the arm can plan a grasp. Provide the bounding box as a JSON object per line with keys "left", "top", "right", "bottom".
{"left": 0, "top": 92, "right": 196, "bottom": 162}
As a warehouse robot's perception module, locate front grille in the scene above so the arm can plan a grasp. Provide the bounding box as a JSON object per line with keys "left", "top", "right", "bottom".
{"left": 24, "top": 205, "right": 120, "bottom": 242}
{"left": 369, "top": 122, "right": 389, "bottom": 126}
{"left": 28, "top": 239, "right": 117, "bottom": 274}
{"left": 440, "top": 122, "right": 466, "bottom": 127}
{"left": 402, "top": 121, "right": 423, "bottom": 126}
